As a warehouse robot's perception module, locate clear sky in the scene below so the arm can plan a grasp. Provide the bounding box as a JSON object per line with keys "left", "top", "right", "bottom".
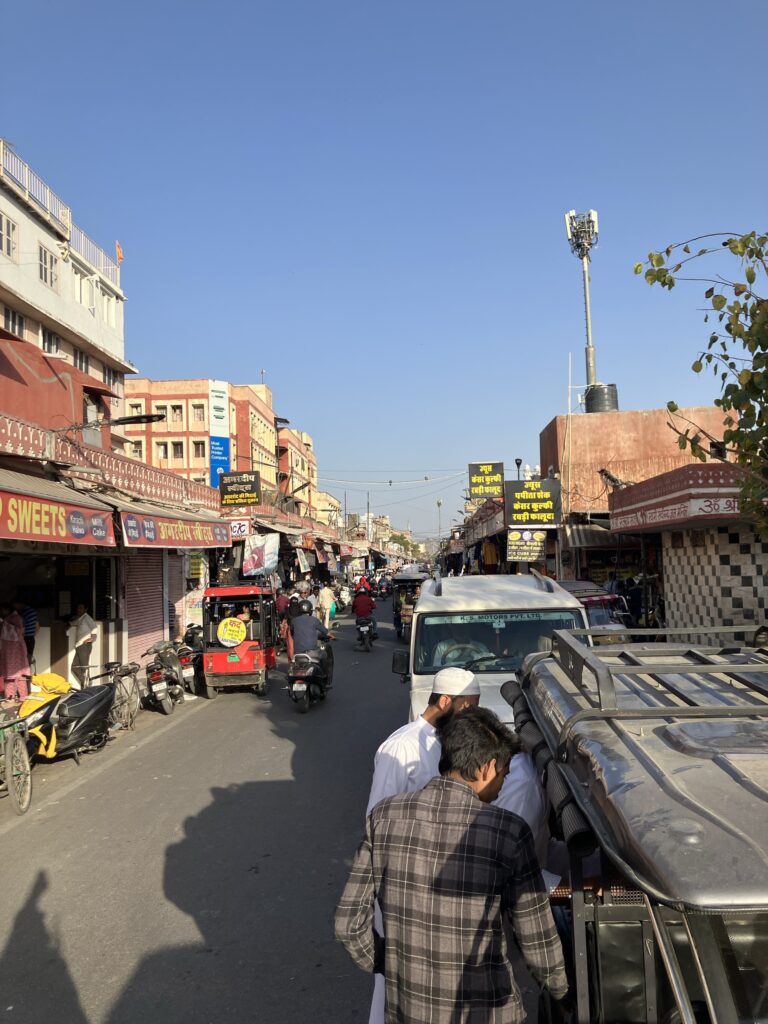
{"left": 2, "top": 0, "right": 765, "bottom": 535}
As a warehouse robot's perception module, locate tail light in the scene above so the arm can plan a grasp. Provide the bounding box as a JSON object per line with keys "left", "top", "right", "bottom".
{"left": 179, "top": 655, "right": 192, "bottom": 665}
{"left": 150, "top": 670, "right": 164, "bottom": 682}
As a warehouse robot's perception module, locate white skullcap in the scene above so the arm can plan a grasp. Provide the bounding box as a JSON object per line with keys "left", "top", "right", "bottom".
{"left": 433, "top": 667, "right": 480, "bottom": 697}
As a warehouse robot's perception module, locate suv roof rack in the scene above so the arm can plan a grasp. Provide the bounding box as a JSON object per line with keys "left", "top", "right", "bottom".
{"left": 529, "top": 568, "right": 554, "bottom": 593}
{"left": 510, "top": 626, "right": 768, "bottom": 912}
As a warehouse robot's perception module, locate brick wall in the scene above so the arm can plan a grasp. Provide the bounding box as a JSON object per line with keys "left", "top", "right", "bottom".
{"left": 663, "top": 525, "right": 768, "bottom": 632}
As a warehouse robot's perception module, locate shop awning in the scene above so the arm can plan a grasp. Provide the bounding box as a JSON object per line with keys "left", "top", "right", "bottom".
{"left": 0, "top": 468, "right": 116, "bottom": 546}
{"left": 107, "top": 498, "right": 232, "bottom": 549}
{"left": 565, "top": 523, "right": 627, "bottom": 548}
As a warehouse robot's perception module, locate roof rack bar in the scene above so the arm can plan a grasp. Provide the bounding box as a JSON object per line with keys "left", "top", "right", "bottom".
{"left": 552, "top": 630, "right": 618, "bottom": 709}
{"left": 645, "top": 899, "right": 699, "bottom": 1024}
{"left": 529, "top": 568, "right": 554, "bottom": 593}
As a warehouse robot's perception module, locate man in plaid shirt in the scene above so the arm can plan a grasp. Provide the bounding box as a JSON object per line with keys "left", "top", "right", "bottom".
{"left": 336, "top": 707, "right": 568, "bottom": 1023}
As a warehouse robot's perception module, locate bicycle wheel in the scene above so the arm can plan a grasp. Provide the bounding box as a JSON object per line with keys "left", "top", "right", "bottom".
{"left": 121, "top": 674, "right": 140, "bottom": 730}
{"left": 5, "top": 732, "right": 32, "bottom": 815}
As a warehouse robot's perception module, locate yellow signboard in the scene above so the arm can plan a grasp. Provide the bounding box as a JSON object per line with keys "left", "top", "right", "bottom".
{"left": 217, "top": 617, "right": 246, "bottom": 648}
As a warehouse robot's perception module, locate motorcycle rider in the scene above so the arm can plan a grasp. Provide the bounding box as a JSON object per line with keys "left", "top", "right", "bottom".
{"left": 291, "top": 600, "right": 333, "bottom": 683}
{"left": 352, "top": 587, "right": 377, "bottom": 636}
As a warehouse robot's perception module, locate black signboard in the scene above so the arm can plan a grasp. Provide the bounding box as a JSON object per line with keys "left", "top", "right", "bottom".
{"left": 219, "top": 471, "right": 262, "bottom": 507}
{"left": 507, "top": 529, "right": 547, "bottom": 562}
{"left": 468, "top": 462, "right": 504, "bottom": 500}
{"left": 504, "top": 478, "right": 562, "bottom": 528}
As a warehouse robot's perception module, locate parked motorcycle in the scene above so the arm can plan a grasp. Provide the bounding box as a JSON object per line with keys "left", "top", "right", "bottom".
{"left": 356, "top": 616, "right": 375, "bottom": 652}
{"left": 177, "top": 624, "right": 204, "bottom": 693}
{"left": 144, "top": 641, "right": 185, "bottom": 715}
{"left": 287, "top": 639, "right": 334, "bottom": 713}
{"left": 19, "top": 670, "right": 119, "bottom": 764}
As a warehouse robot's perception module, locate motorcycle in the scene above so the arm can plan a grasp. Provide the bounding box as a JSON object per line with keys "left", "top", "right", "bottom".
{"left": 178, "top": 624, "right": 204, "bottom": 693}
{"left": 356, "top": 616, "right": 375, "bottom": 652}
{"left": 19, "top": 670, "right": 119, "bottom": 765}
{"left": 378, "top": 580, "right": 391, "bottom": 600}
{"left": 287, "top": 639, "right": 334, "bottom": 713}
{"left": 144, "top": 641, "right": 185, "bottom": 715}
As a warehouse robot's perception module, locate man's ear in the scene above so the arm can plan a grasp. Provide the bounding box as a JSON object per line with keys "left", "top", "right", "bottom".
{"left": 479, "top": 758, "right": 497, "bottom": 782}
{"left": 438, "top": 694, "right": 453, "bottom": 712}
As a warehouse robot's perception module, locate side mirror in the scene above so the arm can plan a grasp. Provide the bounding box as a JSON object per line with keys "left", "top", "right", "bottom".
{"left": 392, "top": 649, "right": 409, "bottom": 682}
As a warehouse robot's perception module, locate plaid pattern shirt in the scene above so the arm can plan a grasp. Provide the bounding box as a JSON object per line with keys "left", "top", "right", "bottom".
{"left": 336, "top": 776, "right": 567, "bottom": 1023}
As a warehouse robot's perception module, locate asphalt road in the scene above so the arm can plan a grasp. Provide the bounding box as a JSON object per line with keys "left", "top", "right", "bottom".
{"left": 0, "top": 601, "right": 408, "bottom": 1024}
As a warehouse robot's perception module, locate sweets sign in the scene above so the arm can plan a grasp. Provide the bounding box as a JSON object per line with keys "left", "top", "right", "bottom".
{"left": 468, "top": 462, "right": 504, "bottom": 500}
{"left": 504, "top": 479, "right": 562, "bottom": 528}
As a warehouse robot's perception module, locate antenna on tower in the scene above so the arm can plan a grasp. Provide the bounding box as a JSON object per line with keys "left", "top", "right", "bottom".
{"left": 564, "top": 209, "right": 619, "bottom": 413}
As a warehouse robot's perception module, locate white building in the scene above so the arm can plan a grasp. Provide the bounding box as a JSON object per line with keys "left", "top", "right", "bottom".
{"left": 0, "top": 141, "right": 133, "bottom": 436}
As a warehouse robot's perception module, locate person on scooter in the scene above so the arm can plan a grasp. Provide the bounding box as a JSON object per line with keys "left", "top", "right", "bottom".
{"left": 291, "top": 600, "right": 334, "bottom": 682}
{"left": 352, "top": 587, "right": 378, "bottom": 639}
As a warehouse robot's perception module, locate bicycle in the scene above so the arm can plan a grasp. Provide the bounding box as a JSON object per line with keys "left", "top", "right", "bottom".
{"left": 86, "top": 662, "right": 141, "bottom": 731}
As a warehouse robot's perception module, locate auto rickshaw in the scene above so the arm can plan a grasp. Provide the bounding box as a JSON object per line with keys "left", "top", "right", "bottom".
{"left": 201, "top": 585, "right": 278, "bottom": 698}
{"left": 392, "top": 569, "right": 429, "bottom": 642}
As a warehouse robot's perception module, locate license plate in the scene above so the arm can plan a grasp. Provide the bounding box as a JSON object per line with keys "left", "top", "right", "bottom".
{"left": 292, "top": 683, "right": 307, "bottom": 693}
{"left": 360, "top": 626, "right": 370, "bottom": 633}
{"left": 227, "top": 653, "right": 240, "bottom": 663}
{"left": 152, "top": 684, "right": 167, "bottom": 695}
{"left": 182, "top": 667, "right": 195, "bottom": 677}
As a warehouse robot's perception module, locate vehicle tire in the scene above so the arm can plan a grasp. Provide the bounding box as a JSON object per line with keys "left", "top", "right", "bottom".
{"left": 159, "top": 694, "right": 174, "bottom": 715}
{"left": 175, "top": 686, "right": 185, "bottom": 706}
{"left": 364, "top": 635, "right": 372, "bottom": 652}
{"left": 296, "top": 690, "right": 310, "bottom": 714}
{"left": 5, "top": 732, "right": 32, "bottom": 815}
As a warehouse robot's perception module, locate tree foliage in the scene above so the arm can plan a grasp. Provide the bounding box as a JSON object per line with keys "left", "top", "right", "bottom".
{"left": 635, "top": 231, "right": 768, "bottom": 532}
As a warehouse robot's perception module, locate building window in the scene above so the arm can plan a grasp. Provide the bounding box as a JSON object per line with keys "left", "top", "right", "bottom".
{"left": 172, "top": 442, "right": 184, "bottom": 459}
{"left": 73, "top": 347, "right": 89, "bottom": 373}
{"left": 42, "top": 328, "right": 60, "bottom": 354}
{"left": 101, "top": 288, "right": 116, "bottom": 327}
{"left": 193, "top": 475, "right": 206, "bottom": 483}
{"left": 156, "top": 442, "right": 168, "bottom": 460}
{"left": 72, "top": 265, "right": 94, "bottom": 308}
{"left": 4, "top": 307, "right": 25, "bottom": 338}
{"left": 193, "top": 440, "right": 205, "bottom": 458}
{"left": 129, "top": 402, "right": 142, "bottom": 416}
{"left": 155, "top": 405, "right": 167, "bottom": 424}
{"left": 0, "top": 212, "right": 17, "bottom": 260}
{"left": 132, "top": 441, "right": 143, "bottom": 459}
{"left": 171, "top": 404, "right": 183, "bottom": 423}
{"left": 192, "top": 404, "right": 205, "bottom": 422}
{"left": 39, "top": 245, "right": 58, "bottom": 289}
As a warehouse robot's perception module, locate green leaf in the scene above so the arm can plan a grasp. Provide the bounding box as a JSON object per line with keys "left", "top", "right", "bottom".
{"left": 746, "top": 265, "right": 756, "bottom": 285}
{"left": 704, "top": 286, "right": 715, "bottom": 299}
{"left": 667, "top": 400, "right": 679, "bottom": 413}
{"left": 633, "top": 262, "right": 643, "bottom": 275}
{"left": 734, "top": 283, "right": 747, "bottom": 296}
{"left": 678, "top": 435, "right": 688, "bottom": 450}
{"left": 683, "top": 244, "right": 691, "bottom": 253}
{"left": 692, "top": 360, "right": 703, "bottom": 373}
{"left": 712, "top": 294, "right": 727, "bottom": 311}
{"left": 738, "top": 369, "right": 752, "bottom": 386}
{"left": 644, "top": 269, "right": 656, "bottom": 285}
{"left": 650, "top": 252, "right": 665, "bottom": 268}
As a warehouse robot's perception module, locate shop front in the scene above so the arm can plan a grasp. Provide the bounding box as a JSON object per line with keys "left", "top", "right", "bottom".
{"left": 113, "top": 502, "right": 232, "bottom": 663}
{"left": 0, "top": 467, "right": 122, "bottom": 678}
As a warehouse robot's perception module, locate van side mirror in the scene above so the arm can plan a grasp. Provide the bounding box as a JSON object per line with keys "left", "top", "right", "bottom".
{"left": 392, "top": 649, "right": 409, "bottom": 682}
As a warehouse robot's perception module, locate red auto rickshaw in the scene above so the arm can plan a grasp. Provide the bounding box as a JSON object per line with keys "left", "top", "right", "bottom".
{"left": 201, "top": 585, "right": 278, "bottom": 697}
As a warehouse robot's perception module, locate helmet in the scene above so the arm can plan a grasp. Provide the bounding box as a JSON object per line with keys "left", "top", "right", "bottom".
{"left": 298, "top": 600, "right": 313, "bottom": 615}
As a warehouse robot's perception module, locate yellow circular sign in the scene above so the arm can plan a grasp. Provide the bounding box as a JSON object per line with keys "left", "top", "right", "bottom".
{"left": 217, "top": 617, "right": 247, "bottom": 647}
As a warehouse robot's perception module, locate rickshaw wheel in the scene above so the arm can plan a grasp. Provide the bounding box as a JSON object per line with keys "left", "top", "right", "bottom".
{"left": 204, "top": 683, "right": 217, "bottom": 700}
{"left": 5, "top": 732, "right": 32, "bottom": 815}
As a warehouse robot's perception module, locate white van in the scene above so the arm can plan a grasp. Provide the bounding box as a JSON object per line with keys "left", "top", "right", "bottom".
{"left": 391, "top": 573, "right": 588, "bottom": 724}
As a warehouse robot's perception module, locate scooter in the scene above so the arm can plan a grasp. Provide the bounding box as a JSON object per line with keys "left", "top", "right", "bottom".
{"left": 19, "top": 671, "right": 117, "bottom": 764}
{"left": 144, "top": 641, "right": 185, "bottom": 715}
{"left": 176, "top": 625, "right": 204, "bottom": 693}
{"left": 356, "top": 616, "right": 375, "bottom": 652}
{"left": 287, "top": 639, "right": 334, "bottom": 713}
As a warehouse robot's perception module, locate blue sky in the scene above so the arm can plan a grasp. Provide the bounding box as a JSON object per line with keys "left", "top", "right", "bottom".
{"left": 2, "top": 0, "right": 765, "bottom": 535}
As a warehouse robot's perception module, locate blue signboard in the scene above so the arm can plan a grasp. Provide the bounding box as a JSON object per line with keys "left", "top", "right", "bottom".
{"left": 209, "top": 436, "right": 231, "bottom": 488}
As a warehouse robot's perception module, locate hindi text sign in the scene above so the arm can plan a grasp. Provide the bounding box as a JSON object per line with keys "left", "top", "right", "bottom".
{"left": 504, "top": 479, "right": 562, "bottom": 528}
{"left": 468, "top": 462, "right": 504, "bottom": 501}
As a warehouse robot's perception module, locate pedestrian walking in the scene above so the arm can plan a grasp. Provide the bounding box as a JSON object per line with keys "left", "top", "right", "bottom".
{"left": 336, "top": 707, "right": 569, "bottom": 1024}
{"left": 0, "top": 602, "right": 30, "bottom": 704}
{"left": 316, "top": 585, "right": 335, "bottom": 629}
{"left": 69, "top": 603, "right": 97, "bottom": 688}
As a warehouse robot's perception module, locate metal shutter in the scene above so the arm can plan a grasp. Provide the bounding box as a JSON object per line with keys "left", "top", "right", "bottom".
{"left": 126, "top": 550, "right": 164, "bottom": 664}
{"left": 167, "top": 553, "right": 185, "bottom": 639}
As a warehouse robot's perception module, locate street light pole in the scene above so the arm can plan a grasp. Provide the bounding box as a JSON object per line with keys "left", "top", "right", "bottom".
{"left": 437, "top": 499, "right": 442, "bottom": 547}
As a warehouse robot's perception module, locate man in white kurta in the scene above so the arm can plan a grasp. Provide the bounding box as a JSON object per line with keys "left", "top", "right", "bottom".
{"left": 365, "top": 667, "right": 481, "bottom": 1024}
{"left": 364, "top": 668, "right": 550, "bottom": 1024}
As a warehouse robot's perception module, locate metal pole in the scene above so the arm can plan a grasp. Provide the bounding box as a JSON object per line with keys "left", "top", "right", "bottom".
{"left": 367, "top": 491, "right": 370, "bottom": 541}
{"left": 582, "top": 255, "right": 597, "bottom": 386}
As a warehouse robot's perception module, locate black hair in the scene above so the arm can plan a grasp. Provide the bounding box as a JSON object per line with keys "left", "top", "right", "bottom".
{"left": 438, "top": 706, "right": 519, "bottom": 781}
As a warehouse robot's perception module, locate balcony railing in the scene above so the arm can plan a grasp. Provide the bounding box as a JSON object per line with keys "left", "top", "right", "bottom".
{"left": 0, "top": 140, "right": 71, "bottom": 233}
{"left": 70, "top": 224, "right": 121, "bottom": 287}
{"left": 0, "top": 141, "right": 120, "bottom": 288}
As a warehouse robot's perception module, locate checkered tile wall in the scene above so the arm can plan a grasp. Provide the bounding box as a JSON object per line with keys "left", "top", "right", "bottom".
{"left": 663, "top": 525, "right": 768, "bottom": 632}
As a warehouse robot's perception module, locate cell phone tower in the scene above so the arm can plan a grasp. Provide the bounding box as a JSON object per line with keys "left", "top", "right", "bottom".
{"left": 564, "top": 209, "right": 618, "bottom": 412}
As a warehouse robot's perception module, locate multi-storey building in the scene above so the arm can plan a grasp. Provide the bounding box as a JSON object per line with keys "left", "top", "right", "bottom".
{"left": 0, "top": 142, "right": 131, "bottom": 439}
{"left": 277, "top": 428, "right": 317, "bottom": 517}
{"left": 123, "top": 379, "right": 279, "bottom": 493}
{"left": 314, "top": 491, "right": 342, "bottom": 530}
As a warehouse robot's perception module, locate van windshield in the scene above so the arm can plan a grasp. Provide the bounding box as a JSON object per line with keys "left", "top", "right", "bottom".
{"left": 414, "top": 610, "right": 582, "bottom": 673}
